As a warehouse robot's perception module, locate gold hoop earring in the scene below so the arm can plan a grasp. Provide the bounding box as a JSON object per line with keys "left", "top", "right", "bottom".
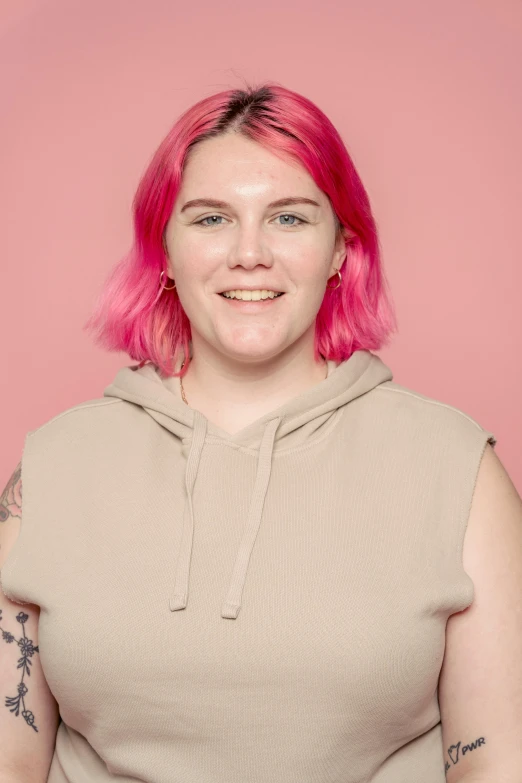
{"left": 159, "top": 270, "right": 176, "bottom": 291}
{"left": 326, "top": 268, "right": 342, "bottom": 290}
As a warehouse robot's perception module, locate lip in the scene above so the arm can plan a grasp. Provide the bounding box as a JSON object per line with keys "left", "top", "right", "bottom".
{"left": 217, "top": 287, "right": 284, "bottom": 293}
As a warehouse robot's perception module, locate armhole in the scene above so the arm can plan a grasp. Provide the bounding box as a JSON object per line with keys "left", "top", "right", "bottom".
{"left": 455, "top": 426, "right": 497, "bottom": 612}
{"left": 484, "top": 431, "right": 497, "bottom": 448}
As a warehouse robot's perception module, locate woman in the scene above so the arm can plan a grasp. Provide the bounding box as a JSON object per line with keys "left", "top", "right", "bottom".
{"left": 1, "top": 82, "right": 521, "bottom": 783}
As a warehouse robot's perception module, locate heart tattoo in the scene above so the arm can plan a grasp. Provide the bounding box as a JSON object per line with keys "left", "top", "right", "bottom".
{"left": 448, "top": 742, "right": 461, "bottom": 765}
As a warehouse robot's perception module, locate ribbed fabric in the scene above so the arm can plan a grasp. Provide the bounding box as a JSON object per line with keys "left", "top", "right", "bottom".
{"left": 0, "top": 349, "right": 496, "bottom": 783}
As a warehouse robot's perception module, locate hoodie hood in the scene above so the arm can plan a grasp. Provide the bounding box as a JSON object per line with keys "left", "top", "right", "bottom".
{"left": 103, "top": 350, "right": 393, "bottom": 619}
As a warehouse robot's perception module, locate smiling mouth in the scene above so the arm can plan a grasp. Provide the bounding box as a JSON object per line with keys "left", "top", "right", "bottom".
{"left": 218, "top": 292, "right": 285, "bottom": 300}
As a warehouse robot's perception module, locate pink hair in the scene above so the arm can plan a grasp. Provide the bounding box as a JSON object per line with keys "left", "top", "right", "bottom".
{"left": 83, "top": 80, "right": 398, "bottom": 378}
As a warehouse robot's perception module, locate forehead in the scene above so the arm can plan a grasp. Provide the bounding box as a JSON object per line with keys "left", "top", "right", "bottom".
{"left": 179, "top": 133, "right": 322, "bottom": 199}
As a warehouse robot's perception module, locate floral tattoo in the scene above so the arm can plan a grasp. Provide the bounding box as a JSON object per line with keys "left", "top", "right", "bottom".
{"left": 0, "top": 609, "right": 39, "bottom": 731}
{"left": 0, "top": 463, "right": 22, "bottom": 522}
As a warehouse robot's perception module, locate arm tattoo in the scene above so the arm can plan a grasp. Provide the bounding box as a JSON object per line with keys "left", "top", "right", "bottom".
{"left": 0, "top": 609, "right": 39, "bottom": 732}
{"left": 0, "top": 463, "right": 38, "bottom": 731}
{"left": 0, "top": 463, "right": 22, "bottom": 522}
{"left": 444, "top": 735, "right": 486, "bottom": 772}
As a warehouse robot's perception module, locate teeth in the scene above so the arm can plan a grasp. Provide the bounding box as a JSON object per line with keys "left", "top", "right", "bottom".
{"left": 221, "top": 289, "right": 283, "bottom": 300}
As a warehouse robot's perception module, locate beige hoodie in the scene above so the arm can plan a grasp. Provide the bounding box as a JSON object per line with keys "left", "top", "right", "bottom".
{"left": 0, "top": 349, "right": 495, "bottom": 782}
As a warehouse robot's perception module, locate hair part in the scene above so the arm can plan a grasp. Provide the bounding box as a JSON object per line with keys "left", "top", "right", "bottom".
{"left": 83, "top": 79, "right": 398, "bottom": 377}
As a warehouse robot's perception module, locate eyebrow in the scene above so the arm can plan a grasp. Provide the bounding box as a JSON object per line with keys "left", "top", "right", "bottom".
{"left": 179, "top": 197, "right": 321, "bottom": 213}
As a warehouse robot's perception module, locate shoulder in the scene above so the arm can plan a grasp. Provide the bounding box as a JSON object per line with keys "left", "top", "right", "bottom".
{"left": 19, "top": 398, "right": 130, "bottom": 470}
{"left": 372, "top": 379, "right": 496, "bottom": 447}
{"left": 25, "top": 397, "right": 124, "bottom": 441}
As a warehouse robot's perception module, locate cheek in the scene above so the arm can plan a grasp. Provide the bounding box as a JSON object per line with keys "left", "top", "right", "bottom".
{"left": 286, "top": 250, "right": 331, "bottom": 286}
{"left": 169, "top": 245, "right": 220, "bottom": 283}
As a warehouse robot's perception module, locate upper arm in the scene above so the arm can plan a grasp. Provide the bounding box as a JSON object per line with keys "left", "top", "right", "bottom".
{"left": 438, "top": 443, "right": 522, "bottom": 781}
{"left": 0, "top": 462, "right": 60, "bottom": 782}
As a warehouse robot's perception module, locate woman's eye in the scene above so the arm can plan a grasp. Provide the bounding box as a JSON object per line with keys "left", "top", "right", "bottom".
{"left": 194, "top": 214, "right": 306, "bottom": 228}
{"left": 276, "top": 214, "right": 305, "bottom": 227}
{"left": 195, "top": 215, "right": 225, "bottom": 227}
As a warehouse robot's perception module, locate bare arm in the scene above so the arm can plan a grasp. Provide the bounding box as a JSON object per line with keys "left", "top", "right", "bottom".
{"left": 0, "top": 462, "right": 60, "bottom": 782}
{"left": 439, "top": 444, "right": 522, "bottom": 782}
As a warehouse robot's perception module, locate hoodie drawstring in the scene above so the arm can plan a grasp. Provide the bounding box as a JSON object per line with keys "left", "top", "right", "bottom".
{"left": 169, "top": 411, "right": 207, "bottom": 613}
{"left": 169, "top": 411, "right": 282, "bottom": 619}
{"left": 221, "top": 416, "right": 281, "bottom": 619}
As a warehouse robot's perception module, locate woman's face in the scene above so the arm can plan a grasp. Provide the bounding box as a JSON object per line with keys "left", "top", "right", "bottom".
{"left": 164, "top": 132, "right": 347, "bottom": 366}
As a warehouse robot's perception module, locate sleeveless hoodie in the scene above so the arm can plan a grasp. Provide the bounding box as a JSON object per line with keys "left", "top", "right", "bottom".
{"left": 0, "top": 349, "right": 496, "bottom": 783}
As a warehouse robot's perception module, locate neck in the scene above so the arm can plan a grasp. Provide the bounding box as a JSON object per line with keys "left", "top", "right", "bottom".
{"left": 178, "top": 343, "right": 329, "bottom": 435}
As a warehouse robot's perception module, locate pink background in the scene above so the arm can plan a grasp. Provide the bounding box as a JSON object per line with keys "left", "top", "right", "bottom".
{"left": 1, "top": 0, "right": 521, "bottom": 489}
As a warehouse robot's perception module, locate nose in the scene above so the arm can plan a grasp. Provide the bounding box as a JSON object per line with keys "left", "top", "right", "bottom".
{"left": 226, "top": 224, "right": 274, "bottom": 271}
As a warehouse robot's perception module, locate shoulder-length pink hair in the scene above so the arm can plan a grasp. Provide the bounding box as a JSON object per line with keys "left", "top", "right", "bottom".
{"left": 83, "top": 80, "right": 398, "bottom": 378}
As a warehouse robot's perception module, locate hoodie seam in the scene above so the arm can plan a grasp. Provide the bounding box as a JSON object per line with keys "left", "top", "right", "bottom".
{"left": 27, "top": 398, "right": 122, "bottom": 436}
{"left": 203, "top": 407, "right": 344, "bottom": 458}
{"left": 375, "top": 385, "right": 494, "bottom": 433}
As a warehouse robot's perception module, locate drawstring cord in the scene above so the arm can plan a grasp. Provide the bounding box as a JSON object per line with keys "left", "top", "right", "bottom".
{"left": 169, "top": 411, "right": 282, "bottom": 619}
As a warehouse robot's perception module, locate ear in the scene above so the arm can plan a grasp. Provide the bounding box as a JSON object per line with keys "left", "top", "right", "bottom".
{"left": 162, "top": 235, "right": 173, "bottom": 275}
{"left": 330, "top": 227, "right": 348, "bottom": 275}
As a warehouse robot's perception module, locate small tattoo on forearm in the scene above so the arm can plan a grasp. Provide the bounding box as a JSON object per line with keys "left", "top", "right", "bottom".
{"left": 0, "top": 609, "right": 39, "bottom": 732}
{"left": 0, "top": 464, "right": 22, "bottom": 522}
{"left": 444, "top": 736, "right": 486, "bottom": 771}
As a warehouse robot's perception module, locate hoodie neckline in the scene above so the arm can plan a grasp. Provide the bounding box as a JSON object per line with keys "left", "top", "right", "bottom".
{"left": 103, "top": 350, "right": 393, "bottom": 619}
{"left": 108, "top": 350, "right": 388, "bottom": 449}
{"left": 159, "top": 357, "right": 339, "bottom": 442}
